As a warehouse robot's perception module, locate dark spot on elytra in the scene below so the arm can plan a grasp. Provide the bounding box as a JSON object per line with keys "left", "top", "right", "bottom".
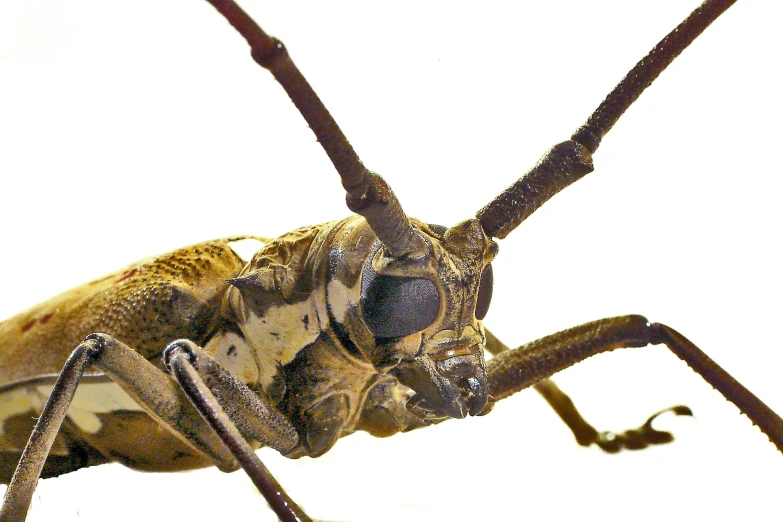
{"left": 117, "top": 268, "right": 138, "bottom": 282}
{"left": 270, "top": 332, "right": 280, "bottom": 339}
{"left": 227, "top": 345, "right": 237, "bottom": 357}
{"left": 21, "top": 319, "right": 37, "bottom": 332}
{"left": 302, "top": 314, "right": 310, "bottom": 329}
{"left": 40, "top": 313, "right": 54, "bottom": 324}
{"left": 172, "top": 451, "right": 191, "bottom": 461}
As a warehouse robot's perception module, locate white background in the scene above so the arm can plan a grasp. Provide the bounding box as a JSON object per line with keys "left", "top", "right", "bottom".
{"left": 0, "top": 1, "right": 781, "bottom": 521}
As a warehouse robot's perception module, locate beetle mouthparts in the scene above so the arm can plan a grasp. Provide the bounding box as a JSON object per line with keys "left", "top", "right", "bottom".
{"left": 395, "top": 343, "right": 489, "bottom": 420}
{"left": 406, "top": 393, "right": 442, "bottom": 421}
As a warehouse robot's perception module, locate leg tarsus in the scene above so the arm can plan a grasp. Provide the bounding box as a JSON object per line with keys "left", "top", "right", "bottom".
{"left": 593, "top": 405, "right": 693, "bottom": 453}
{"left": 532, "top": 377, "right": 692, "bottom": 453}
{"left": 487, "top": 315, "right": 783, "bottom": 454}
{"left": 492, "top": 328, "right": 695, "bottom": 453}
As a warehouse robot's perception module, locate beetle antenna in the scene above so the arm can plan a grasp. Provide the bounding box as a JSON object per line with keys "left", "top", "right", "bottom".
{"left": 477, "top": 0, "right": 736, "bottom": 239}
{"left": 203, "top": 0, "right": 426, "bottom": 258}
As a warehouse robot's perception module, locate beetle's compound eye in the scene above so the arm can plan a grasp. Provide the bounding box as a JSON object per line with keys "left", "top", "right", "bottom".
{"left": 474, "top": 264, "right": 493, "bottom": 320}
{"left": 360, "top": 261, "right": 440, "bottom": 340}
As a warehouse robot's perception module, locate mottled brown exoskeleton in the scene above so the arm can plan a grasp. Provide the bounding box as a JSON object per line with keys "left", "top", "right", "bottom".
{"left": 0, "top": 1, "right": 781, "bottom": 521}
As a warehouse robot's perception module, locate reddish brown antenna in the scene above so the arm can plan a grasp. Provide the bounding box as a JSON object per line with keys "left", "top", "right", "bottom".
{"left": 203, "top": 0, "right": 426, "bottom": 258}
{"left": 477, "top": 0, "right": 737, "bottom": 239}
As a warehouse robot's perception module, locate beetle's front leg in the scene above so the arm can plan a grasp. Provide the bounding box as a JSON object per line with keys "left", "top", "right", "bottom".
{"left": 161, "top": 339, "right": 310, "bottom": 522}
{"left": 484, "top": 328, "right": 691, "bottom": 452}
{"left": 0, "top": 334, "right": 308, "bottom": 522}
{"left": 485, "top": 316, "right": 783, "bottom": 454}
{"left": 1, "top": 335, "right": 228, "bottom": 522}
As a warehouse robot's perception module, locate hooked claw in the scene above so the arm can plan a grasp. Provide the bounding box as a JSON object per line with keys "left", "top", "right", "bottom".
{"left": 594, "top": 405, "right": 694, "bottom": 453}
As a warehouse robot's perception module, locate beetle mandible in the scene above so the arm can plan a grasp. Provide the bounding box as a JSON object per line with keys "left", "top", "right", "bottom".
{"left": 0, "top": 0, "right": 781, "bottom": 521}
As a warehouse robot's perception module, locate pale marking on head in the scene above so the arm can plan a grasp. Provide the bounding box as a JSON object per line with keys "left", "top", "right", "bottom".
{"left": 30, "top": 382, "right": 143, "bottom": 435}
{"left": 240, "top": 299, "right": 320, "bottom": 390}
{"left": 326, "top": 277, "right": 359, "bottom": 323}
{"left": 204, "top": 330, "right": 261, "bottom": 385}
{"left": 228, "top": 238, "right": 267, "bottom": 263}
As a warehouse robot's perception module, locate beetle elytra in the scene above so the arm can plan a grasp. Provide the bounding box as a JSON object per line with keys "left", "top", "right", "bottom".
{"left": 1, "top": 0, "right": 781, "bottom": 520}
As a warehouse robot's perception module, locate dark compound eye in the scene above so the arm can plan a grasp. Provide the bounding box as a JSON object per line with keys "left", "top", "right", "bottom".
{"left": 474, "top": 264, "right": 493, "bottom": 320}
{"left": 360, "top": 261, "right": 440, "bottom": 340}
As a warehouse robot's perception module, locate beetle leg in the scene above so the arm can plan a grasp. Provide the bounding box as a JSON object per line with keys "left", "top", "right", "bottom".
{"left": 485, "top": 316, "right": 783, "bottom": 454}
{"left": 160, "top": 340, "right": 299, "bottom": 452}
{"left": 0, "top": 339, "right": 99, "bottom": 521}
{"left": 1, "top": 334, "right": 237, "bottom": 522}
{"left": 0, "top": 334, "right": 306, "bottom": 522}
{"left": 163, "top": 340, "right": 310, "bottom": 522}
{"left": 484, "top": 328, "right": 692, "bottom": 452}
{"left": 537, "top": 378, "right": 692, "bottom": 452}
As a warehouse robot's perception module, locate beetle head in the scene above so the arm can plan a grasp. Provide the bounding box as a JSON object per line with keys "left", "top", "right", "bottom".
{"left": 326, "top": 216, "right": 497, "bottom": 419}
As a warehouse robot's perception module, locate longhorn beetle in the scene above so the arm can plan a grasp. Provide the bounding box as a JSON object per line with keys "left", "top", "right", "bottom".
{"left": 1, "top": 0, "right": 781, "bottom": 521}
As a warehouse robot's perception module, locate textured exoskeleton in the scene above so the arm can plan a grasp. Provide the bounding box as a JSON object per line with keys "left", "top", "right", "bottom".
{"left": 0, "top": 1, "right": 781, "bottom": 521}
{"left": 0, "top": 215, "right": 494, "bottom": 477}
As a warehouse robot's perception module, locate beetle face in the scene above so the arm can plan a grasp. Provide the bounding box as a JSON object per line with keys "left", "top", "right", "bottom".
{"left": 326, "top": 217, "right": 498, "bottom": 419}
